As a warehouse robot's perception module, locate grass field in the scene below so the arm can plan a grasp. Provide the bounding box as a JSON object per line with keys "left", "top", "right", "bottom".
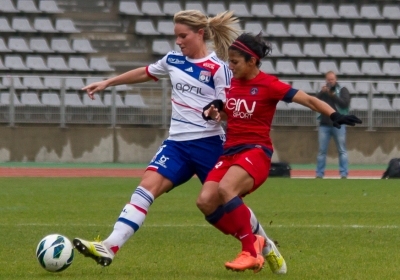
{"left": 0, "top": 177, "right": 399, "bottom": 280}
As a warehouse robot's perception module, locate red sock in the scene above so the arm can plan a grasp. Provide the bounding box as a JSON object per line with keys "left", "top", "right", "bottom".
{"left": 224, "top": 197, "right": 256, "bottom": 257}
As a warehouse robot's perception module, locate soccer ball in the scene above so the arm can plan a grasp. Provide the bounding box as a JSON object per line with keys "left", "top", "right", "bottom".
{"left": 36, "top": 234, "right": 74, "bottom": 272}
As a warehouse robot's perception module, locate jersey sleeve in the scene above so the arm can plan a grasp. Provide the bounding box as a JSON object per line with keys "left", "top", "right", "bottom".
{"left": 212, "top": 63, "right": 232, "bottom": 102}
{"left": 269, "top": 77, "right": 298, "bottom": 103}
{"left": 146, "top": 52, "right": 171, "bottom": 81}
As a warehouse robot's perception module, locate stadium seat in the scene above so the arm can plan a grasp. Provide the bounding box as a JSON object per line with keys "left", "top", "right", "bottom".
{"left": 185, "top": 2, "right": 206, "bottom": 14}
{"left": 47, "top": 56, "right": 71, "bottom": 71}
{"left": 103, "top": 93, "right": 127, "bottom": 107}
{"left": 376, "top": 82, "right": 398, "bottom": 94}
{"left": 0, "top": 38, "right": 10, "bottom": 52}
{"left": 272, "top": 3, "right": 295, "bottom": 17}
{"left": 152, "top": 39, "right": 172, "bottom": 55}
{"left": 229, "top": 3, "right": 251, "bottom": 17}
{"left": 338, "top": 4, "right": 360, "bottom": 18}
{"left": 281, "top": 42, "right": 304, "bottom": 57}
{"left": 339, "top": 82, "right": 356, "bottom": 94}
{"left": 266, "top": 22, "right": 289, "bottom": 36}
{"left": 26, "top": 55, "right": 51, "bottom": 71}
{"left": 163, "top": 1, "right": 182, "bottom": 16}
{"left": 0, "top": 93, "right": 23, "bottom": 105}
{"left": 17, "top": 0, "right": 40, "bottom": 13}
{"left": 303, "top": 42, "right": 326, "bottom": 57}
{"left": 382, "top": 62, "right": 400, "bottom": 76}
{"left": 340, "top": 61, "right": 362, "bottom": 75}
{"left": 119, "top": 1, "right": 142, "bottom": 15}
{"left": 86, "top": 77, "right": 103, "bottom": 85}
{"left": 51, "top": 38, "right": 74, "bottom": 53}
{"left": 375, "top": 24, "right": 397, "bottom": 38}
{"left": 353, "top": 23, "right": 376, "bottom": 38}
{"left": 372, "top": 98, "right": 393, "bottom": 111}
{"left": 0, "top": 57, "right": 7, "bottom": 70}
{"left": 297, "top": 60, "right": 320, "bottom": 75}
{"left": 355, "top": 81, "right": 374, "bottom": 94}
{"left": 135, "top": 20, "right": 159, "bottom": 35}
{"left": 331, "top": 23, "right": 354, "bottom": 38}
{"left": 157, "top": 20, "right": 174, "bottom": 35}
{"left": 65, "top": 93, "right": 84, "bottom": 107}
{"left": 89, "top": 57, "right": 115, "bottom": 72}
{"left": 393, "top": 98, "right": 400, "bottom": 110}
{"left": 360, "top": 5, "right": 383, "bottom": 19}
{"left": 124, "top": 94, "right": 148, "bottom": 108}
{"left": 259, "top": 60, "right": 276, "bottom": 74}
{"left": 2, "top": 77, "right": 26, "bottom": 89}
{"left": 288, "top": 22, "right": 311, "bottom": 37}
{"left": 294, "top": 3, "right": 317, "bottom": 18}
{"left": 368, "top": 43, "right": 390, "bottom": 58}
{"left": 382, "top": 5, "right": 400, "bottom": 19}
{"left": 361, "top": 61, "right": 384, "bottom": 76}
{"left": 325, "top": 42, "right": 347, "bottom": 57}
{"left": 39, "top": 0, "right": 63, "bottom": 13}
{"left": 83, "top": 93, "right": 105, "bottom": 106}
{"left": 250, "top": 3, "right": 274, "bottom": 17}
{"left": 30, "top": 38, "right": 53, "bottom": 53}
{"left": 12, "top": 17, "right": 36, "bottom": 32}
{"left": 350, "top": 97, "right": 368, "bottom": 110}
{"left": 43, "top": 76, "right": 61, "bottom": 89}
{"left": 310, "top": 22, "right": 332, "bottom": 37}
{"left": 8, "top": 37, "right": 32, "bottom": 52}
{"left": 346, "top": 42, "right": 368, "bottom": 57}
{"left": 207, "top": 3, "right": 226, "bottom": 16}
{"left": 141, "top": 1, "right": 164, "bottom": 16}
{"left": 318, "top": 60, "right": 339, "bottom": 74}
{"left": 21, "top": 92, "right": 42, "bottom": 106}
{"left": 292, "top": 80, "right": 314, "bottom": 92}
{"left": 389, "top": 44, "right": 400, "bottom": 58}
{"left": 41, "top": 92, "right": 61, "bottom": 106}
{"left": 64, "top": 77, "right": 85, "bottom": 90}
{"left": 0, "top": 0, "right": 18, "bottom": 12}
{"left": 34, "top": 18, "right": 57, "bottom": 33}
{"left": 55, "top": 19, "right": 80, "bottom": 33}
{"left": 68, "top": 56, "right": 92, "bottom": 71}
{"left": 269, "top": 42, "right": 282, "bottom": 57}
{"left": 276, "top": 60, "right": 298, "bottom": 75}
{"left": 316, "top": 4, "right": 340, "bottom": 18}
{"left": 5, "top": 55, "right": 29, "bottom": 70}
{"left": 72, "top": 39, "right": 97, "bottom": 53}
{"left": 288, "top": 102, "right": 309, "bottom": 110}
{"left": 244, "top": 22, "right": 265, "bottom": 35}
{"left": 276, "top": 101, "right": 289, "bottom": 110}
{"left": 0, "top": 17, "right": 14, "bottom": 32}
{"left": 23, "top": 76, "right": 45, "bottom": 89}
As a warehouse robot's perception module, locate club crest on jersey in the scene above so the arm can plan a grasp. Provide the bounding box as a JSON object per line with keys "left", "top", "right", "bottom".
{"left": 199, "top": 70, "right": 211, "bottom": 83}
{"left": 250, "top": 87, "right": 258, "bottom": 95}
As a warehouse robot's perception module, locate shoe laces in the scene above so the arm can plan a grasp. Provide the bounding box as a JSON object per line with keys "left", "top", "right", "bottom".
{"left": 94, "top": 235, "right": 102, "bottom": 242}
{"left": 266, "top": 252, "right": 281, "bottom": 270}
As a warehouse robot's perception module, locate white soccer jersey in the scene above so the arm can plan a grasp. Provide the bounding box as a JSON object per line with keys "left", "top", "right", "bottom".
{"left": 146, "top": 51, "right": 231, "bottom": 141}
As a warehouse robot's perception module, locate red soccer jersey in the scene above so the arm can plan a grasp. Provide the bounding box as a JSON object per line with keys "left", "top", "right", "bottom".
{"left": 223, "top": 71, "right": 297, "bottom": 153}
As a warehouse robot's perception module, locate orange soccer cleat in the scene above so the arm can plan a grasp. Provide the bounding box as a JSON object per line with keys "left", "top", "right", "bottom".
{"left": 225, "top": 251, "right": 264, "bottom": 272}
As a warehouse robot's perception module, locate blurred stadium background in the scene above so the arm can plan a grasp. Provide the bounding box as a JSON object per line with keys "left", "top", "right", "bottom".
{"left": 0, "top": 0, "right": 399, "bottom": 165}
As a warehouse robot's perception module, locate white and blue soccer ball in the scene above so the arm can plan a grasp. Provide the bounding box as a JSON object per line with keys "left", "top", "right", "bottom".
{"left": 36, "top": 234, "right": 74, "bottom": 272}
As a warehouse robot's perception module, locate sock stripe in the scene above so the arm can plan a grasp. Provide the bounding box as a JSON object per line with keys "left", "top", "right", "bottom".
{"left": 131, "top": 204, "right": 147, "bottom": 215}
{"left": 224, "top": 196, "right": 243, "bottom": 213}
{"left": 206, "top": 205, "right": 225, "bottom": 224}
{"left": 117, "top": 217, "right": 140, "bottom": 232}
{"left": 134, "top": 188, "right": 154, "bottom": 205}
{"left": 253, "top": 222, "right": 260, "bottom": 234}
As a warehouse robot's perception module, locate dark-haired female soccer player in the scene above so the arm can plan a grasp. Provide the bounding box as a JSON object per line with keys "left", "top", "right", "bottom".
{"left": 197, "top": 33, "right": 362, "bottom": 273}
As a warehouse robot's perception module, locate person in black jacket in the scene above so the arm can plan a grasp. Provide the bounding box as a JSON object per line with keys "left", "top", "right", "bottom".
{"left": 316, "top": 71, "right": 351, "bottom": 179}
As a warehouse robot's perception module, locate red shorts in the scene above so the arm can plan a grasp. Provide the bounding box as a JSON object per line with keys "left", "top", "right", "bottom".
{"left": 205, "top": 147, "right": 271, "bottom": 193}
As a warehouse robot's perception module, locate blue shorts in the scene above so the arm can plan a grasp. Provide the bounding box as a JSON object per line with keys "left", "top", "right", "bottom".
{"left": 147, "top": 135, "right": 225, "bottom": 187}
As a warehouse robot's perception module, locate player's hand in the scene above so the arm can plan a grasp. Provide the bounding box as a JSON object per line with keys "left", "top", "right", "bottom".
{"left": 203, "top": 105, "right": 221, "bottom": 122}
{"left": 82, "top": 81, "right": 108, "bottom": 100}
{"left": 330, "top": 112, "right": 362, "bottom": 128}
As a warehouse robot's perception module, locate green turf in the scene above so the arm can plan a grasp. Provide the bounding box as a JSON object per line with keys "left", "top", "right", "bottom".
{"left": 0, "top": 178, "right": 399, "bottom": 279}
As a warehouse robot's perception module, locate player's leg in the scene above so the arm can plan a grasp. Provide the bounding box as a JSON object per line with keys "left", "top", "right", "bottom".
{"left": 316, "top": 125, "right": 330, "bottom": 178}
{"left": 73, "top": 140, "right": 193, "bottom": 266}
{"left": 332, "top": 125, "right": 348, "bottom": 178}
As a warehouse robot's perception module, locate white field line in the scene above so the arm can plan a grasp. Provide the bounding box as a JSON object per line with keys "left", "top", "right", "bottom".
{"left": 1, "top": 223, "right": 398, "bottom": 229}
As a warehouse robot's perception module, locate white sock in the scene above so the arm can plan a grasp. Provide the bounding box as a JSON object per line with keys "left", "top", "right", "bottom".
{"left": 104, "top": 186, "right": 154, "bottom": 253}
{"left": 248, "top": 207, "right": 272, "bottom": 254}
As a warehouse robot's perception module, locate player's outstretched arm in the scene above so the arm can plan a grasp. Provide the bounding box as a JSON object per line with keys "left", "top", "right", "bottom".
{"left": 82, "top": 67, "right": 152, "bottom": 99}
{"left": 292, "top": 90, "right": 362, "bottom": 128}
